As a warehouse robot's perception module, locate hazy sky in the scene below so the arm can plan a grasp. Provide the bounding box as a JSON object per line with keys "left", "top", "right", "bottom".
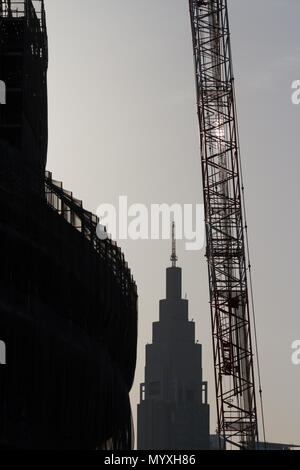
{"left": 45, "top": 0, "right": 300, "bottom": 445}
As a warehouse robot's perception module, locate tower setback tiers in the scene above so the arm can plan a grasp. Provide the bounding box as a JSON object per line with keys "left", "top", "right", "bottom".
{"left": 137, "top": 237, "right": 209, "bottom": 450}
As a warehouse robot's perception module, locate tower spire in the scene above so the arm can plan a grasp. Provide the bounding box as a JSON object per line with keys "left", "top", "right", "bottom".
{"left": 170, "top": 221, "right": 178, "bottom": 267}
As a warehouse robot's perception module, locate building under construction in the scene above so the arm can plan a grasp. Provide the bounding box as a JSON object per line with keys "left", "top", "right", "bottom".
{"left": 0, "top": 0, "right": 138, "bottom": 449}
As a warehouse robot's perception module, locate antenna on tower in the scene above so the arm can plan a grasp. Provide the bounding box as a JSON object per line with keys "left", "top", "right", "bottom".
{"left": 170, "top": 221, "right": 178, "bottom": 267}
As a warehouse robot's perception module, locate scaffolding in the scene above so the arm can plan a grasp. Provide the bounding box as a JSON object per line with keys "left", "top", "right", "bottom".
{"left": 0, "top": 0, "right": 48, "bottom": 192}
{"left": 45, "top": 171, "right": 136, "bottom": 297}
{"left": 0, "top": 0, "right": 138, "bottom": 449}
{"left": 0, "top": 1, "right": 46, "bottom": 24}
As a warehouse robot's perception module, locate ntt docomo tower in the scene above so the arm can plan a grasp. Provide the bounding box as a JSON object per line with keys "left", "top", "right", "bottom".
{"left": 137, "top": 224, "right": 210, "bottom": 450}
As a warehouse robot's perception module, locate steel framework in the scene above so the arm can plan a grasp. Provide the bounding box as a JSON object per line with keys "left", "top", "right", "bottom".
{"left": 189, "top": 0, "right": 258, "bottom": 449}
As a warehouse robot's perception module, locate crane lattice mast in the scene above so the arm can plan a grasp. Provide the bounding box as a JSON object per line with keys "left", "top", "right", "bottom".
{"left": 189, "top": 0, "right": 258, "bottom": 449}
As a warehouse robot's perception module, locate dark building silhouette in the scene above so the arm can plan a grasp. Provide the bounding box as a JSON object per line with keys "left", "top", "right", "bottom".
{"left": 0, "top": 1, "right": 137, "bottom": 449}
{"left": 137, "top": 226, "right": 209, "bottom": 450}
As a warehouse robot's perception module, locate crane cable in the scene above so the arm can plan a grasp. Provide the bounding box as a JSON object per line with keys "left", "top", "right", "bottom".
{"left": 242, "top": 189, "right": 267, "bottom": 449}
{"left": 232, "top": 80, "right": 267, "bottom": 449}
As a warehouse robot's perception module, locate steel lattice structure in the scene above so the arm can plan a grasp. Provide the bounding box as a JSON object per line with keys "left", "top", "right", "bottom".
{"left": 189, "top": 0, "right": 258, "bottom": 449}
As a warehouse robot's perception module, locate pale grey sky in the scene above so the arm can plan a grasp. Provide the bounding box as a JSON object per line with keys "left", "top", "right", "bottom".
{"left": 46, "top": 0, "right": 300, "bottom": 445}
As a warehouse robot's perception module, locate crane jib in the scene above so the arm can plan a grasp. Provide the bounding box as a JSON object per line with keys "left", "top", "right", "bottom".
{"left": 189, "top": 0, "right": 260, "bottom": 450}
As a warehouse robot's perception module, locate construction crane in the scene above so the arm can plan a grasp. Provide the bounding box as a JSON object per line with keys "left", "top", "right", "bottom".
{"left": 189, "top": 0, "right": 264, "bottom": 449}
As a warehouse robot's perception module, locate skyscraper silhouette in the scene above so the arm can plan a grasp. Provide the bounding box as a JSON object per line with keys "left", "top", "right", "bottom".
{"left": 137, "top": 224, "right": 209, "bottom": 449}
